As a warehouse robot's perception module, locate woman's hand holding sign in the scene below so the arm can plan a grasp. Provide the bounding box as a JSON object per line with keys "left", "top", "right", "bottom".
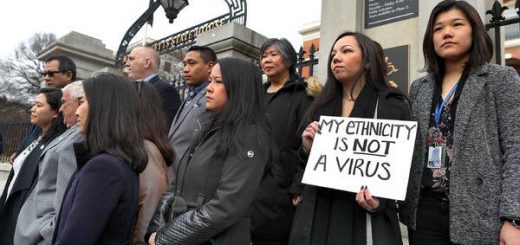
{"left": 355, "top": 185, "right": 380, "bottom": 212}
{"left": 302, "top": 121, "right": 320, "bottom": 152}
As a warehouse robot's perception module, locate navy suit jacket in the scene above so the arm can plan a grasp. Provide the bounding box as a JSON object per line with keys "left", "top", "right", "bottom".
{"left": 148, "top": 75, "right": 182, "bottom": 126}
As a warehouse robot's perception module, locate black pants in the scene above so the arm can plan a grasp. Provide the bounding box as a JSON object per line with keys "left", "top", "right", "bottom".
{"left": 409, "top": 190, "right": 457, "bottom": 245}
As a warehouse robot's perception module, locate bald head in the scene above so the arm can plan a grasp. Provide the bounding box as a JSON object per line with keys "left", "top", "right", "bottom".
{"left": 125, "top": 46, "right": 161, "bottom": 80}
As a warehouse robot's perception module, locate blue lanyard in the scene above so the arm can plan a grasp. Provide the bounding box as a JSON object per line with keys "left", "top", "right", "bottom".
{"left": 434, "top": 82, "right": 459, "bottom": 125}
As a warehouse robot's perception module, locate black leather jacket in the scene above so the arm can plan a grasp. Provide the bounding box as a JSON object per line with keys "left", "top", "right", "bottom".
{"left": 147, "top": 114, "right": 269, "bottom": 245}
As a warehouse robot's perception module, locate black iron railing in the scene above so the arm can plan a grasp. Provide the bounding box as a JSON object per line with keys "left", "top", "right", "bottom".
{"left": 0, "top": 123, "right": 32, "bottom": 163}
{"left": 486, "top": 0, "right": 520, "bottom": 65}
{"left": 297, "top": 43, "right": 319, "bottom": 77}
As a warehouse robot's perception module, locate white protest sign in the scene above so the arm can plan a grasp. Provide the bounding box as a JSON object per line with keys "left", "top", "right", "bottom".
{"left": 302, "top": 116, "right": 417, "bottom": 201}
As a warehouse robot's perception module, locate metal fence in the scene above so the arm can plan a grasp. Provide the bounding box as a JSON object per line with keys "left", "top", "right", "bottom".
{"left": 486, "top": 0, "right": 520, "bottom": 64}
{"left": 297, "top": 43, "right": 319, "bottom": 77}
{"left": 0, "top": 123, "right": 32, "bottom": 163}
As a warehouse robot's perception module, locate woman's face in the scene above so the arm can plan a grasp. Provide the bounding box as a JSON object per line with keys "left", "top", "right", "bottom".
{"left": 75, "top": 95, "right": 89, "bottom": 134}
{"left": 261, "top": 45, "right": 289, "bottom": 79}
{"left": 206, "top": 64, "right": 227, "bottom": 113}
{"left": 330, "top": 35, "right": 364, "bottom": 85}
{"left": 433, "top": 8, "right": 473, "bottom": 63}
{"left": 30, "top": 93, "right": 58, "bottom": 130}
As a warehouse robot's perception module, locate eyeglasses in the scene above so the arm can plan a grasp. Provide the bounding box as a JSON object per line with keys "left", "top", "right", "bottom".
{"left": 41, "top": 70, "right": 65, "bottom": 77}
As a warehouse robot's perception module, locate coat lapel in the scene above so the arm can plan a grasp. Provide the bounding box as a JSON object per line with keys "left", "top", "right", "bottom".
{"left": 452, "top": 65, "right": 489, "bottom": 161}
{"left": 169, "top": 90, "right": 206, "bottom": 137}
{"left": 413, "top": 76, "right": 434, "bottom": 157}
{"left": 38, "top": 130, "right": 71, "bottom": 160}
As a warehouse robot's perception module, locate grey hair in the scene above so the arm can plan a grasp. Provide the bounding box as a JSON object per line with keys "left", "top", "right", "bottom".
{"left": 260, "top": 38, "right": 298, "bottom": 75}
{"left": 62, "top": 80, "right": 85, "bottom": 101}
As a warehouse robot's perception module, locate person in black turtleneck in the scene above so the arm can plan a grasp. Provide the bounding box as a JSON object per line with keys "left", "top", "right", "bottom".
{"left": 250, "top": 38, "right": 315, "bottom": 245}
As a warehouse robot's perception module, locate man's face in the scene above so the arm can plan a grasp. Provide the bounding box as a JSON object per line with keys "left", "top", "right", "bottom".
{"left": 43, "top": 60, "right": 72, "bottom": 88}
{"left": 59, "top": 89, "right": 79, "bottom": 128}
{"left": 183, "top": 51, "right": 213, "bottom": 86}
{"left": 125, "top": 48, "right": 149, "bottom": 80}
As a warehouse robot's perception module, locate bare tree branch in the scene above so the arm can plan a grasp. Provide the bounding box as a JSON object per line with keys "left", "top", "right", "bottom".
{"left": 0, "top": 32, "right": 56, "bottom": 106}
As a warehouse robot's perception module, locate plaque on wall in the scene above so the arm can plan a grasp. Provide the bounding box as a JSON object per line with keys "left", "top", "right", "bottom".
{"left": 365, "top": 0, "right": 418, "bottom": 29}
{"left": 383, "top": 45, "right": 409, "bottom": 94}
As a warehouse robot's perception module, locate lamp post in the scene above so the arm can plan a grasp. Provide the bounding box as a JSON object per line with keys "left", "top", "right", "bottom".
{"left": 160, "top": 0, "right": 189, "bottom": 23}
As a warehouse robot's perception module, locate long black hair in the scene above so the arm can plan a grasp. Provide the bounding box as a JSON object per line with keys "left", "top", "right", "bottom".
{"left": 305, "top": 31, "right": 387, "bottom": 121}
{"left": 136, "top": 81, "right": 175, "bottom": 166}
{"left": 213, "top": 57, "right": 270, "bottom": 158}
{"left": 82, "top": 73, "right": 148, "bottom": 173}
{"left": 423, "top": 0, "right": 493, "bottom": 80}
{"left": 38, "top": 87, "right": 66, "bottom": 144}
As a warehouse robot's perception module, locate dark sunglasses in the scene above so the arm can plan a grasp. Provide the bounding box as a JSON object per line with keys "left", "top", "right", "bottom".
{"left": 41, "top": 70, "right": 65, "bottom": 77}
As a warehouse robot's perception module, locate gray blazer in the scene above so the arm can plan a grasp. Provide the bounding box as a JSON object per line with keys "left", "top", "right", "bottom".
{"left": 14, "top": 125, "right": 83, "bottom": 245}
{"left": 167, "top": 90, "right": 207, "bottom": 185}
{"left": 401, "top": 64, "right": 520, "bottom": 244}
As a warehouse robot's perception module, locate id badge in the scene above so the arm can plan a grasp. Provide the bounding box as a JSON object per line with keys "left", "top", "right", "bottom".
{"left": 427, "top": 145, "right": 446, "bottom": 168}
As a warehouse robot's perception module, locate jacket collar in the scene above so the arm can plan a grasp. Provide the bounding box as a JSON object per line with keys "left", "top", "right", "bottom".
{"left": 73, "top": 142, "right": 95, "bottom": 170}
{"left": 263, "top": 74, "right": 306, "bottom": 92}
{"left": 169, "top": 89, "right": 206, "bottom": 137}
{"left": 39, "top": 125, "right": 80, "bottom": 159}
{"left": 146, "top": 74, "right": 160, "bottom": 84}
{"left": 415, "top": 64, "right": 491, "bottom": 163}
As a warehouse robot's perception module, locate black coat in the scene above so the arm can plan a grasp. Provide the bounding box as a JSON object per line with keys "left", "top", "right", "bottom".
{"left": 289, "top": 85, "right": 410, "bottom": 245}
{"left": 52, "top": 143, "right": 139, "bottom": 245}
{"left": 0, "top": 140, "right": 45, "bottom": 245}
{"left": 250, "top": 75, "right": 313, "bottom": 241}
{"left": 147, "top": 114, "right": 270, "bottom": 245}
{"left": 149, "top": 75, "right": 182, "bottom": 127}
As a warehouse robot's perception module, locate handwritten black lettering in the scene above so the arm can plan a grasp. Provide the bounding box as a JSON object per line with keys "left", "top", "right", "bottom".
{"left": 336, "top": 157, "right": 352, "bottom": 172}
{"left": 405, "top": 124, "right": 417, "bottom": 140}
{"left": 365, "top": 160, "right": 379, "bottom": 177}
{"left": 333, "top": 137, "right": 348, "bottom": 151}
{"left": 314, "top": 155, "right": 327, "bottom": 172}
{"left": 353, "top": 158, "right": 364, "bottom": 177}
{"left": 378, "top": 162, "right": 391, "bottom": 180}
{"left": 381, "top": 140, "right": 395, "bottom": 154}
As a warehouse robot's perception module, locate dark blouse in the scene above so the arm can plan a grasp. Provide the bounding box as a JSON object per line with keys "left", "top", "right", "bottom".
{"left": 421, "top": 74, "right": 467, "bottom": 194}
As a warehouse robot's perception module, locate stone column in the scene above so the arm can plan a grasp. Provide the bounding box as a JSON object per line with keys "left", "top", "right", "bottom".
{"left": 196, "top": 22, "right": 268, "bottom": 61}
{"left": 38, "top": 31, "right": 115, "bottom": 80}
{"left": 317, "top": 0, "right": 362, "bottom": 83}
{"left": 317, "top": 0, "right": 495, "bottom": 89}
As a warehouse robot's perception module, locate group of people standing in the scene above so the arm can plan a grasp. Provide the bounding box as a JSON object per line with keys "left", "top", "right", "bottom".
{"left": 0, "top": 1, "right": 519, "bottom": 244}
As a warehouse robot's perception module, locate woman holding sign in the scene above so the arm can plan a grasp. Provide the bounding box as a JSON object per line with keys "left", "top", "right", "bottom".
{"left": 402, "top": 1, "right": 520, "bottom": 244}
{"left": 289, "top": 32, "right": 410, "bottom": 245}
